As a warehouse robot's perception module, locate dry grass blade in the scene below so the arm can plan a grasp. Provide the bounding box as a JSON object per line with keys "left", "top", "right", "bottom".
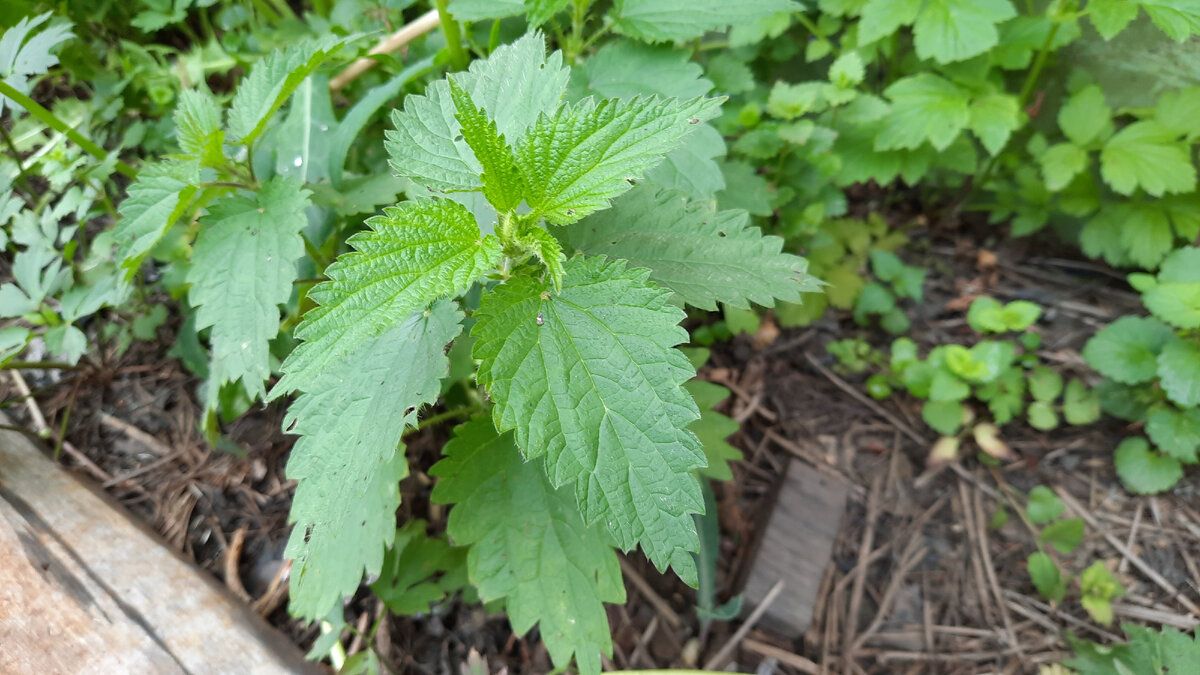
{"left": 703, "top": 579, "right": 785, "bottom": 670}
{"left": 329, "top": 9, "right": 441, "bottom": 90}
{"left": 803, "top": 353, "right": 928, "bottom": 446}
{"left": 619, "top": 558, "right": 683, "bottom": 630}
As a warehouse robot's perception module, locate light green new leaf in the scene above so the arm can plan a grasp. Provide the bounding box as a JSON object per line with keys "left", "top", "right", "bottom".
{"left": 273, "top": 198, "right": 502, "bottom": 396}
{"left": 369, "top": 520, "right": 458, "bottom": 616}
{"left": 386, "top": 32, "right": 569, "bottom": 194}
{"left": 1100, "top": 120, "right": 1197, "bottom": 197}
{"left": 1040, "top": 518, "right": 1084, "bottom": 554}
{"left": 876, "top": 74, "right": 970, "bottom": 151}
{"left": 968, "top": 91, "right": 1020, "bottom": 155}
{"left": 187, "top": 177, "right": 310, "bottom": 406}
{"left": 1063, "top": 379, "right": 1101, "bottom": 426}
{"left": 1040, "top": 143, "right": 1089, "bottom": 191}
{"left": 1158, "top": 338, "right": 1200, "bottom": 407}
{"left": 610, "top": 0, "right": 802, "bottom": 43}
{"left": 226, "top": 35, "right": 351, "bottom": 147}
{"left": 1114, "top": 437, "right": 1183, "bottom": 494}
{"left": 1058, "top": 85, "right": 1111, "bottom": 147}
{"left": 565, "top": 185, "right": 820, "bottom": 310}
{"left": 913, "top": 0, "right": 1017, "bottom": 64}
{"left": 472, "top": 256, "right": 705, "bottom": 584}
{"left": 1145, "top": 283, "right": 1200, "bottom": 328}
{"left": 174, "top": 89, "right": 224, "bottom": 166}
{"left": 1028, "top": 551, "right": 1067, "bottom": 602}
{"left": 448, "top": 77, "right": 524, "bottom": 212}
{"left": 686, "top": 380, "right": 741, "bottom": 481}
{"left": 1026, "top": 486, "right": 1063, "bottom": 524}
{"left": 431, "top": 418, "right": 624, "bottom": 675}
{"left": 1145, "top": 404, "right": 1200, "bottom": 463}
{"left": 1088, "top": 0, "right": 1140, "bottom": 39}
{"left": 111, "top": 160, "right": 200, "bottom": 278}
{"left": 1156, "top": 87, "right": 1200, "bottom": 141}
{"left": 284, "top": 301, "right": 462, "bottom": 620}
{"left": 1118, "top": 202, "right": 1174, "bottom": 269}
{"left": 518, "top": 95, "right": 722, "bottom": 225}
{"left": 1082, "top": 316, "right": 1176, "bottom": 384}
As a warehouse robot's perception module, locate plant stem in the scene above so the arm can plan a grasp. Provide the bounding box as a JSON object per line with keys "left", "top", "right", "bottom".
{"left": 404, "top": 406, "right": 479, "bottom": 437}
{"left": 2, "top": 360, "right": 85, "bottom": 371}
{"left": 0, "top": 80, "right": 137, "bottom": 179}
{"left": 0, "top": 122, "right": 31, "bottom": 185}
{"left": 795, "top": 13, "right": 840, "bottom": 57}
{"left": 564, "top": 0, "right": 591, "bottom": 65}
{"left": 435, "top": 0, "right": 469, "bottom": 71}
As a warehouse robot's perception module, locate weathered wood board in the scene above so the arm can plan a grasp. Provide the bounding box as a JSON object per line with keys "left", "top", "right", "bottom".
{"left": 0, "top": 413, "right": 316, "bottom": 674}
{"left": 742, "top": 460, "right": 849, "bottom": 636}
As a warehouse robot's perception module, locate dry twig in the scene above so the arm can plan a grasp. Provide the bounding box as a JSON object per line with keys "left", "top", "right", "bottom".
{"left": 329, "top": 9, "right": 441, "bottom": 91}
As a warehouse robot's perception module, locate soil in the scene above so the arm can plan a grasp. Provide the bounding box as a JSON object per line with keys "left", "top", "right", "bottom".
{"left": 4, "top": 224, "right": 1200, "bottom": 674}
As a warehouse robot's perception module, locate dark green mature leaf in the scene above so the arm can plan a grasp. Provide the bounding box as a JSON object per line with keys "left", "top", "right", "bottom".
{"left": 1082, "top": 316, "right": 1176, "bottom": 384}
{"left": 472, "top": 256, "right": 705, "bottom": 584}
{"left": 565, "top": 185, "right": 819, "bottom": 310}
{"left": 431, "top": 418, "right": 625, "bottom": 675}
{"left": 111, "top": 160, "right": 200, "bottom": 278}
{"left": 858, "top": 0, "right": 1016, "bottom": 63}
{"left": 1141, "top": 0, "right": 1200, "bottom": 41}
{"left": 1145, "top": 404, "right": 1200, "bottom": 462}
{"left": 1088, "top": 0, "right": 1140, "bottom": 39}
{"left": 448, "top": 77, "right": 524, "bottom": 212}
{"left": 1027, "top": 551, "right": 1067, "bottom": 602}
{"left": 610, "top": 0, "right": 802, "bottom": 43}
{"left": 518, "top": 95, "right": 722, "bottom": 225}
{"left": 226, "top": 35, "right": 351, "bottom": 148}
{"left": 284, "top": 301, "right": 462, "bottom": 620}
{"left": 1158, "top": 338, "right": 1200, "bottom": 407}
{"left": 273, "top": 198, "right": 502, "bottom": 396}
{"left": 449, "top": 0, "right": 568, "bottom": 25}
{"left": 187, "top": 177, "right": 310, "bottom": 407}
{"left": 386, "top": 32, "right": 569, "bottom": 194}
{"left": 1068, "top": 623, "right": 1200, "bottom": 674}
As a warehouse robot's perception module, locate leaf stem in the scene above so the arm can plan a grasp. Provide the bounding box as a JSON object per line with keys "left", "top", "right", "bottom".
{"left": 0, "top": 79, "right": 137, "bottom": 179}
{"left": 435, "top": 0, "right": 469, "bottom": 71}
{"left": 2, "top": 360, "right": 85, "bottom": 371}
{"left": 405, "top": 406, "right": 479, "bottom": 437}
{"left": 0, "top": 122, "right": 32, "bottom": 185}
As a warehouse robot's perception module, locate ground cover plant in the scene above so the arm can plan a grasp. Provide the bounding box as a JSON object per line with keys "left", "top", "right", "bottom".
{"left": 5, "top": 0, "right": 1200, "bottom": 672}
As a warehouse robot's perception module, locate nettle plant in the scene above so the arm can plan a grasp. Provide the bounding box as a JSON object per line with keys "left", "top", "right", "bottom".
{"left": 1083, "top": 246, "right": 1200, "bottom": 494}
{"left": 272, "top": 34, "right": 817, "bottom": 672}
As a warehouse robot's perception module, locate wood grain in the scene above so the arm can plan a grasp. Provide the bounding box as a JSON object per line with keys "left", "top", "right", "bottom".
{"left": 0, "top": 412, "right": 316, "bottom": 674}
{"left": 742, "top": 460, "right": 849, "bottom": 636}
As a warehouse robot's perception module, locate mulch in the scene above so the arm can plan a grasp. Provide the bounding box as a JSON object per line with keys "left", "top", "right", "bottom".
{"left": 3, "top": 225, "right": 1199, "bottom": 674}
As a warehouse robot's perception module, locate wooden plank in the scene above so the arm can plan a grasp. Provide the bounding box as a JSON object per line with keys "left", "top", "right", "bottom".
{"left": 742, "top": 460, "right": 849, "bottom": 636}
{"left": 0, "top": 413, "right": 316, "bottom": 674}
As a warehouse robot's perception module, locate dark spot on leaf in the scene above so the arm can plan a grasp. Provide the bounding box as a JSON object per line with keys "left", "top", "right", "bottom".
{"left": 453, "top": 134, "right": 463, "bottom": 142}
{"left": 718, "top": 231, "right": 727, "bottom": 237}
{"left": 688, "top": 117, "right": 699, "bottom": 124}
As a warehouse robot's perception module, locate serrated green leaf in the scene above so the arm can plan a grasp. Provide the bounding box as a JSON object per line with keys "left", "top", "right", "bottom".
{"left": 273, "top": 198, "right": 502, "bottom": 396}
{"left": 111, "top": 160, "right": 199, "bottom": 278}
{"left": 686, "top": 380, "right": 741, "bottom": 481}
{"left": 1058, "top": 85, "right": 1111, "bottom": 147}
{"left": 518, "top": 95, "right": 721, "bottom": 225}
{"left": 173, "top": 89, "right": 224, "bottom": 166}
{"left": 452, "top": 0, "right": 571, "bottom": 26}
{"left": 1145, "top": 282, "right": 1200, "bottom": 328}
{"left": 858, "top": 0, "right": 922, "bottom": 46}
{"left": 610, "top": 0, "right": 803, "bottom": 43}
{"left": 0, "top": 325, "right": 30, "bottom": 364}
{"left": 448, "top": 77, "right": 524, "bottom": 212}
{"left": 1158, "top": 245, "right": 1200, "bottom": 282}
{"left": 1158, "top": 338, "right": 1200, "bottom": 407}
{"left": 1082, "top": 316, "right": 1176, "bottom": 384}
{"left": 1141, "top": 0, "right": 1200, "bottom": 41}
{"left": 717, "top": 160, "right": 773, "bottom": 216}
{"left": 226, "top": 35, "right": 350, "bottom": 148}
{"left": 1080, "top": 561, "right": 1123, "bottom": 625}
{"left": 1115, "top": 436, "right": 1183, "bottom": 494}
{"left": 1101, "top": 120, "right": 1197, "bottom": 197}
{"left": 876, "top": 74, "right": 970, "bottom": 151}
{"left": 1155, "top": 87, "right": 1200, "bottom": 141}
{"left": 1088, "top": 0, "right": 1140, "bottom": 39}
{"left": 1040, "top": 142, "right": 1089, "bottom": 191}
{"left": 187, "top": 177, "right": 310, "bottom": 406}
{"left": 1040, "top": 517, "right": 1084, "bottom": 554}
{"left": 566, "top": 185, "right": 819, "bottom": 310}
{"left": 968, "top": 91, "right": 1020, "bottom": 155}
{"left": 386, "top": 32, "right": 569, "bottom": 194}
{"left": 767, "top": 81, "right": 828, "bottom": 120}
{"left": 514, "top": 223, "right": 566, "bottom": 290}
{"left": 432, "top": 418, "right": 624, "bottom": 675}
{"left": 1117, "top": 202, "right": 1174, "bottom": 269}
{"left": 829, "top": 51, "right": 865, "bottom": 88}
{"left": 0, "top": 12, "right": 74, "bottom": 115}
{"left": 1145, "top": 404, "right": 1200, "bottom": 462}
{"left": 284, "top": 301, "right": 462, "bottom": 620}
{"left": 1027, "top": 486, "right": 1063, "bottom": 524}
{"left": 1063, "top": 379, "right": 1101, "bottom": 426}
{"left": 370, "top": 520, "right": 456, "bottom": 616}
{"left": 1028, "top": 551, "right": 1067, "bottom": 602}
{"left": 912, "top": 0, "right": 1017, "bottom": 64}
{"left": 472, "top": 256, "right": 705, "bottom": 584}
{"left": 929, "top": 369, "right": 970, "bottom": 402}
